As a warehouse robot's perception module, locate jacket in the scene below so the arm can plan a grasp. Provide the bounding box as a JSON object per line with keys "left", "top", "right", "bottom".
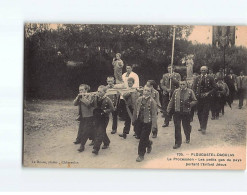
{"left": 167, "top": 88, "right": 197, "bottom": 113}
{"left": 150, "top": 88, "right": 161, "bottom": 107}
{"left": 236, "top": 76, "right": 247, "bottom": 90}
{"left": 92, "top": 95, "right": 115, "bottom": 117}
{"left": 161, "top": 72, "right": 181, "bottom": 95}
{"left": 192, "top": 74, "right": 217, "bottom": 99}
{"left": 132, "top": 96, "right": 157, "bottom": 129}
{"left": 225, "top": 74, "right": 237, "bottom": 91}
{"left": 73, "top": 94, "right": 94, "bottom": 118}
{"left": 215, "top": 82, "right": 228, "bottom": 97}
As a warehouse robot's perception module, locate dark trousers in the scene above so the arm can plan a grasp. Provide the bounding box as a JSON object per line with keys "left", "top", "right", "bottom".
{"left": 78, "top": 105, "right": 81, "bottom": 116}
{"left": 238, "top": 89, "right": 245, "bottom": 108}
{"left": 118, "top": 99, "right": 126, "bottom": 118}
{"left": 78, "top": 117, "right": 95, "bottom": 148}
{"left": 211, "top": 96, "right": 223, "bottom": 118}
{"left": 123, "top": 106, "right": 133, "bottom": 134}
{"left": 135, "top": 120, "right": 152, "bottom": 157}
{"left": 210, "top": 96, "right": 216, "bottom": 118}
{"left": 190, "top": 106, "right": 196, "bottom": 122}
{"left": 158, "top": 89, "right": 163, "bottom": 108}
{"left": 152, "top": 113, "right": 158, "bottom": 135}
{"left": 162, "top": 94, "right": 171, "bottom": 125}
{"left": 93, "top": 116, "right": 110, "bottom": 151}
{"left": 112, "top": 110, "right": 118, "bottom": 131}
{"left": 75, "top": 117, "right": 87, "bottom": 143}
{"left": 173, "top": 112, "right": 191, "bottom": 146}
{"left": 197, "top": 98, "right": 210, "bottom": 130}
{"left": 228, "top": 88, "right": 235, "bottom": 104}
{"left": 220, "top": 96, "right": 226, "bottom": 115}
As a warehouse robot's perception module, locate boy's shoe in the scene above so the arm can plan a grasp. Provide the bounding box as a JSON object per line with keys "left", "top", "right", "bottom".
{"left": 89, "top": 141, "right": 94, "bottom": 146}
{"left": 119, "top": 133, "right": 127, "bottom": 139}
{"left": 102, "top": 145, "right": 109, "bottom": 149}
{"left": 73, "top": 141, "right": 80, "bottom": 144}
{"left": 186, "top": 139, "right": 190, "bottom": 144}
{"left": 162, "top": 123, "right": 169, "bottom": 127}
{"left": 147, "top": 141, "right": 153, "bottom": 153}
{"left": 111, "top": 130, "right": 117, "bottom": 134}
{"left": 152, "top": 133, "right": 157, "bottom": 138}
{"left": 92, "top": 150, "right": 98, "bottom": 155}
{"left": 77, "top": 147, "right": 84, "bottom": 152}
{"left": 136, "top": 156, "right": 144, "bottom": 162}
{"left": 173, "top": 144, "right": 181, "bottom": 149}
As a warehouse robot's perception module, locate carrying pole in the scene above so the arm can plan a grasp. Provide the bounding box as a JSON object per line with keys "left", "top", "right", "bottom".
{"left": 169, "top": 26, "right": 176, "bottom": 99}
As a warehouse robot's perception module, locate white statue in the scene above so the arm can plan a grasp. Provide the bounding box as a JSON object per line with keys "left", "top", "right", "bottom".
{"left": 186, "top": 55, "right": 194, "bottom": 79}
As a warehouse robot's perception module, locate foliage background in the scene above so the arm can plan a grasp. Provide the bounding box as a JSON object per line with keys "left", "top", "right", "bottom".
{"left": 24, "top": 24, "right": 247, "bottom": 99}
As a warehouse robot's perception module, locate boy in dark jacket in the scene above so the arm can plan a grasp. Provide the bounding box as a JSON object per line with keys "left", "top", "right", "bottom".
{"left": 132, "top": 85, "right": 157, "bottom": 162}
{"left": 167, "top": 81, "right": 197, "bottom": 149}
{"left": 92, "top": 85, "right": 114, "bottom": 155}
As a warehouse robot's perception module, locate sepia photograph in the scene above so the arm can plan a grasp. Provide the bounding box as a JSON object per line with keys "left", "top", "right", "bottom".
{"left": 23, "top": 23, "right": 247, "bottom": 169}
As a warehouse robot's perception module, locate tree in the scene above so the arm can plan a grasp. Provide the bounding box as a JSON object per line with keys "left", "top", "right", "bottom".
{"left": 24, "top": 24, "right": 194, "bottom": 99}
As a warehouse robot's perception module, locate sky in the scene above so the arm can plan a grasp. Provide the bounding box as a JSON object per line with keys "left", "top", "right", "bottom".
{"left": 36, "top": 24, "right": 247, "bottom": 48}
{"left": 188, "top": 25, "right": 247, "bottom": 48}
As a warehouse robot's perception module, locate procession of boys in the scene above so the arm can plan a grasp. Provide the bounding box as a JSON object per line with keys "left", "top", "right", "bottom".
{"left": 73, "top": 53, "right": 247, "bottom": 162}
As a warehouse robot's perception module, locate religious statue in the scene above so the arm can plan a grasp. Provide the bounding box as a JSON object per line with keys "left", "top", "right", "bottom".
{"left": 186, "top": 55, "right": 194, "bottom": 79}
{"left": 112, "top": 53, "right": 124, "bottom": 84}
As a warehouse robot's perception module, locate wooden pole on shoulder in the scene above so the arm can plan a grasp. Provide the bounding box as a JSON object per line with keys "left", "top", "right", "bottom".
{"left": 171, "top": 26, "right": 176, "bottom": 73}
{"left": 169, "top": 26, "right": 176, "bottom": 99}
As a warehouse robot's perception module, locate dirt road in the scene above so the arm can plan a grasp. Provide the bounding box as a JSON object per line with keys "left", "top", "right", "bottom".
{"left": 23, "top": 99, "right": 246, "bottom": 169}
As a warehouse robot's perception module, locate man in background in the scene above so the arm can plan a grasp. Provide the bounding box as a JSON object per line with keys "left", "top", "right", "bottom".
{"left": 225, "top": 69, "right": 237, "bottom": 105}
{"left": 160, "top": 65, "right": 181, "bottom": 127}
{"left": 192, "top": 66, "right": 217, "bottom": 135}
{"left": 106, "top": 77, "right": 120, "bottom": 134}
{"left": 167, "top": 80, "right": 197, "bottom": 149}
{"left": 236, "top": 71, "right": 247, "bottom": 109}
{"left": 122, "top": 64, "right": 139, "bottom": 88}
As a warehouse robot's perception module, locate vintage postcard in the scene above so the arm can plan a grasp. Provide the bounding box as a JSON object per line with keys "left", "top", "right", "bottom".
{"left": 23, "top": 23, "right": 246, "bottom": 169}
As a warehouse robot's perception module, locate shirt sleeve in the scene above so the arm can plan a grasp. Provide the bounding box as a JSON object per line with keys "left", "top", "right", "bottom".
{"left": 151, "top": 100, "right": 158, "bottom": 129}
{"left": 80, "top": 95, "right": 93, "bottom": 107}
{"left": 122, "top": 73, "right": 128, "bottom": 88}
{"left": 132, "top": 99, "right": 139, "bottom": 123}
{"left": 73, "top": 97, "right": 79, "bottom": 106}
{"left": 133, "top": 73, "right": 139, "bottom": 88}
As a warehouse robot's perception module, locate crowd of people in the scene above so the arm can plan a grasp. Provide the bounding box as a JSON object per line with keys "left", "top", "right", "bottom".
{"left": 72, "top": 53, "right": 247, "bottom": 162}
